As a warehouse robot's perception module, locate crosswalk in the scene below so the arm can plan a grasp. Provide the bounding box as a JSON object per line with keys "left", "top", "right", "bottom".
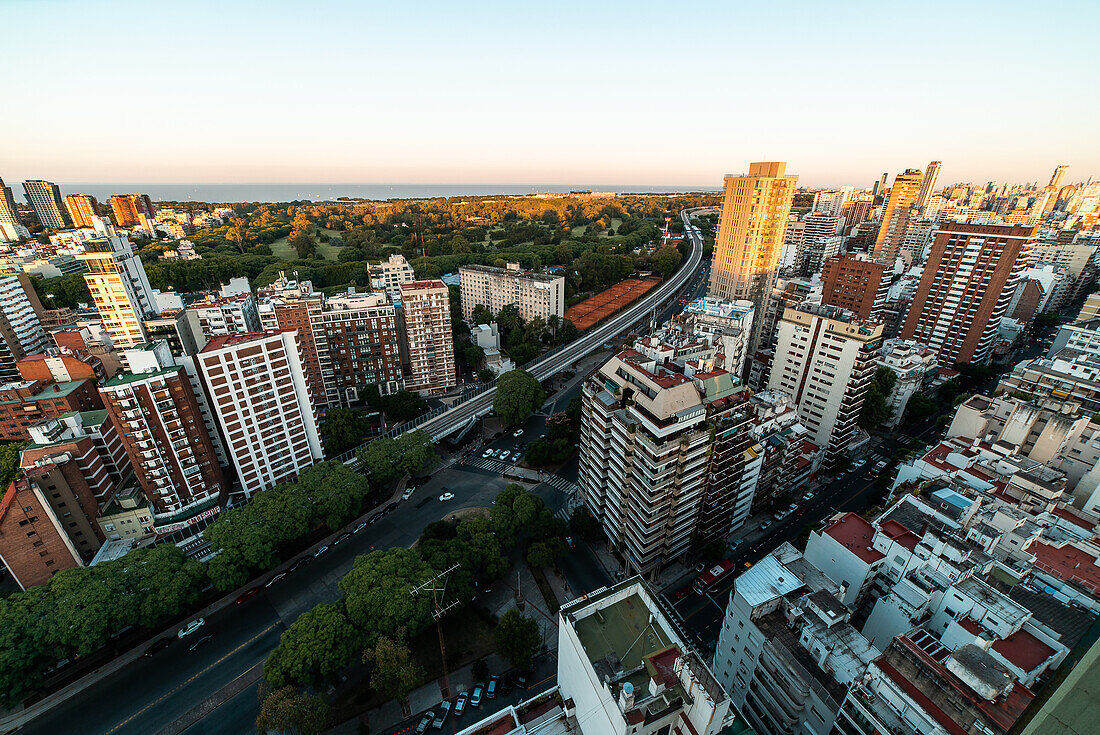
{"left": 464, "top": 456, "right": 509, "bottom": 472}
{"left": 542, "top": 475, "right": 581, "bottom": 520}
{"left": 543, "top": 474, "right": 579, "bottom": 493}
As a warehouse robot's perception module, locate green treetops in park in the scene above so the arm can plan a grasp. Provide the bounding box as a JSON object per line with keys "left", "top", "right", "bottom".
{"left": 493, "top": 370, "right": 546, "bottom": 426}
{"left": 495, "top": 610, "right": 541, "bottom": 670}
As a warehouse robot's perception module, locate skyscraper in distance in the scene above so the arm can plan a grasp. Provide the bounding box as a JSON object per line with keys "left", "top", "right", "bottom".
{"left": 1049, "top": 165, "right": 1069, "bottom": 190}
{"left": 64, "top": 194, "right": 100, "bottom": 228}
{"left": 22, "top": 180, "right": 71, "bottom": 229}
{"left": 915, "top": 160, "right": 942, "bottom": 210}
{"left": 872, "top": 168, "right": 923, "bottom": 265}
{"left": 0, "top": 177, "right": 26, "bottom": 242}
{"left": 109, "top": 194, "right": 155, "bottom": 227}
{"left": 872, "top": 173, "right": 888, "bottom": 197}
{"left": 708, "top": 162, "right": 798, "bottom": 362}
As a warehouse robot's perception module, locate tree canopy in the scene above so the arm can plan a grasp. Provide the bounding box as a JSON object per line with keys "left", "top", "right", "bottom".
{"left": 493, "top": 370, "right": 545, "bottom": 426}
{"left": 495, "top": 610, "right": 541, "bottom": 670}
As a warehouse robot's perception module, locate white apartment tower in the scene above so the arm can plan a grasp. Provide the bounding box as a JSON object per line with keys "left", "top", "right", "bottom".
{"left": 196, "top": 331, "right": 324, "bottom": 499}
{"left": 0, "top": 273, "right": 49, "bottom": 382}
{"left": 76, "top": 235, "right": 158, "bottom": 348}
{"left": 21, "top": 180, "right": 70, "bottom": 229}
{"left": 400, "top": 280, "right": 456, "bottom": 394}
{"left": 768, "top": 304, "right": 883, "bottom": 462}
{"left": 458, "top": 263, "right": 565, "bottom": 323}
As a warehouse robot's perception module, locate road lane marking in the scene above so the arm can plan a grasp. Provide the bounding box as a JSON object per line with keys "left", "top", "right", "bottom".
{"left": 104, "top": 623, "right": 279, "bottom": 735}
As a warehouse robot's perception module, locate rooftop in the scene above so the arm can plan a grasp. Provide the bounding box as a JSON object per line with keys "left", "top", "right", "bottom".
{"left": 101, "top": 364, "right": 183, "bottom": 387}
{"left": 822, "top": 512, "right": 886, "bottom": 564}
{"left": 991, "top": 628, "right": 1057, "bottom": 674}
{"left": 736, "top": 553, "right": 805, "bottom": 608}
{"left": 200, "top": 330, "right": 282, "bottom": 353}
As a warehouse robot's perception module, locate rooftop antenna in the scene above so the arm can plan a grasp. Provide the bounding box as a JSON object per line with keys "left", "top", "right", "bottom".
{"left": 411, "top": 563, "right": 461, "bottom": 697}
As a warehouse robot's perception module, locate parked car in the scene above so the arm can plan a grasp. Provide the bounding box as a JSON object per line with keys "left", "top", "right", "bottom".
{"left": 487, "top": 675, "right": 499, "bottom": 699}
{"left": 773, "top": 510, "right": 788, "bottom": 521}
{"left": 873, "top": 460, "right": 888, "bottom": 472}
{"left": 482, "top": 448, "right": 494, "bottom": 458}
{"left": 177, "top": 618, "right": 205, "bottom": 638}
{"left": 144, "top": 638, "right": 172, "bottom": 657}
{"left": 332, "top": 532, "right": 351, "bottom": 546}
{"left": 352, "top": 521, "right": 368, "bottom": 534}
{"left": 314, "top": 545, "right": 329, "bottom": 558}
{"left": 759, "top": 520, "right": 772, "bottom": 531}
{"left": 728, "top": 539, "right": 744, "bottom": 552}
{"left": 188, "top": 634, "right": 214, "bottom": 652}
{"left": 517, "top": 669, "right": 532, "bottom": 689}
{"left": 402, "top": 487, "right": 415, "bottom": 500}
{"left": 787, "top": 503, "right": 798, "bottom": 514}
{"left": 265, "top": 572, "right": 287, "bottom": 587}
{"left": 802, "top": 491, "right": 815, "bottom": 502}
{"left": 432, "top": 700, "right": 452, "bottom": 728}
{"left": 470, "top": 682, "right": 484, "bottom": 707}
{"left": 439, "top": 492, "right": 455, "bottom": 502}
{"left": 513, "top": 428, "right": 524, "bottom": 437}
{"left": 454, "top": 692, "right": 469, "bottom": 717}
{"left": 416, "top": 712, "right": 434, "bottom": 735}
{"left": 235, "top": 587, "right": 261, "bottom": 604}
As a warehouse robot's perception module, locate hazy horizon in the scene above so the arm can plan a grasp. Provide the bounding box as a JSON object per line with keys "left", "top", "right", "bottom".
{"left": 4, "top": 1, "right": 1098, "bottom": 188}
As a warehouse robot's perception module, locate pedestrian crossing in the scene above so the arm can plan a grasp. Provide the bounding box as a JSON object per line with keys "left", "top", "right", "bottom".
{"left": 543, "top": 475, "right": 581, "bottom": 520}
{"left": 464, "top": 456, "right": 510, "bottom": 472}
{"left": 543, "top": 474, "right": 579, "bottom": 493}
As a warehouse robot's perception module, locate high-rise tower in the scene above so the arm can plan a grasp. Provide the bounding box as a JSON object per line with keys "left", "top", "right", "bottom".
{"left": 872, "top": 168, "right": 923, "bottom": 264}
{"left": 64, "top": 194, "right": 100, "bottom": 228}
{"left": 22, "top": 180, "right": 71, "bottom": 229}
{"left": 915, "top": 160, "right": 942, "bottom": 210}
{"left": 708, "top": 162, "right": 798, "bottom": 361}
{"left": 1048, "top": 165, "right": 1069, "bottom": 190}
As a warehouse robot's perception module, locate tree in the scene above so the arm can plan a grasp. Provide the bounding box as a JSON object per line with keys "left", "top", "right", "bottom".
{"left": 338, "top": 549, "right": 436, "bottom": 646}
{"left": 289, "top": 230, "right": 317, "bottom": 259}
{"left": 227, "top": 218, "right": 250, "bottom": 253}
{"left": 493, "top": 370, "right": 545, "bottom": 426}
{"left": 395, "top": 430, "right": 439, "bottom": 476}
{"left": 860, "top": 367, "right": 898, "bottom": 429}
{"left": 364, "top": 629, "right": 423, "bottom": 713}
{"left": 264, "top": 602, "right": 359, "bottom": 688}
{"left": 526, "top": 540, "right": 561, "bottom": 569}
{"left": 256, "top": 686, "right": 329, "bottom": 735}
{"left": 495, "top": 610, "right": 541, "bottom": 670}
{"left": 381, "top": 390, "right": 429, "bottom": 422}
{"left": 0, "top": 442, "right": 25, "bottom": 491}
{"left": 569, "top": 507, "right": 602, "bottom": 543}
{"left": 296, "top": 461, "right": 370, "bottom": 530}
{"left": 651, "top": 244, "right": 683, "bottom": 277}
{"left": 319, "top": 408, "right": 371, "bottom": 454}
{"left": 903, "top": 393, "right": 938, "bottom": 426}
{"left": 470, "top": 304, "right": 494, "bottom": 327}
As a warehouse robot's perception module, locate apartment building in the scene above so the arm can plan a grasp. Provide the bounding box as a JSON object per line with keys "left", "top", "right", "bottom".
{"left": 21, "top": 413, "right": 126, "bottom": 510}
{"left": 998, "top": 349, "right": 1100, "bottom": 415}
{"left": 400, "top": 280, "right": 456, "bottom": 394}
{"left": 671, "top": 296, "right": 754, "bottom": 378}
{"left": 902, "top": 222, "right": 1035, "bottom": 365}
{"left": 712, "top": 542, "right": 877, "bottom": 735}
{"left": 458, "top": 263, "right": 565, "bottom": 323}
{"left": 709, "top": 162, "right": 798, "bottom": 359}
{"left": 820, "top": 254, "right": 889, "bottom": 321}
{"left": 578, "top": 349, "right": 757, "bottom": 577}
{"left": 64, "top": 194, "right": 100, "bottom": 228}
{"left": 99, "top": 342, "right": 225, "bottom": 527}
{"left": 183, "top": 293, "right": 261, "bottom": 342}
{"left": 797, "top": 212, "right": 842, "bottom": 276}
{"left": 196, "top": 331, "right": 323, "bottom": 499}
{"left": 768, "top": 304, "right": 883, "bottom": 462}
{"left": 0, "top": 378, "right": 102, "bottom": 441}
{"left": 0, "top": 272, "right": 49, "bottom": 382}
{"left": 874, "top": 339, "right": 938, "bottom": 427}
{"left": 22, "top": 180, "right": 70, "bottom": 229}
{"left": 873, "top": 168, "right": 923, "bottom": 264}
{"left": 367, "top": 253, "right": 415, "bottom": 295}
{"left": 77, "top": 235, "right": 158, "bottom": 348}
{"left": 257, "top": 282, "right": 327, "bottom": 407}
{"left": 0, "top": 177, "right": 26, "bottom": 242}
{"left": 749, "top": 390, "right": 818, "bottom": 510}
{"left": 108, "top": 194, "right": 155, "bottom": 227}
{"left": 320, "top": 290, "right": 403, "bottom": 399}
{"left": 915, "top": 159, "right": 942, "bottom": 211}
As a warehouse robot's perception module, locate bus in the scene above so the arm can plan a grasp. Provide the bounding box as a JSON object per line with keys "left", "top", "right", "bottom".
{"left": 693, "top": 559, "right": 735, "bottom": 594}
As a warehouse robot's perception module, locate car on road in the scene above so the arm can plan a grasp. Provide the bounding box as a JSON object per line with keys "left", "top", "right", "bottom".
{"left": 470, "top": 682, "right": 484, "bottom": 707}
{"left": 416, "top": 712, "right": 434, "bottom": 735}
{"left": 873, "top": 460, "right": 888, "bottom": 472}
{"left": 289, "top": 556, "right": 312, "bottom": 572}
{"left": 439, "top": 492, "right": 455, "bottom": 502}
{"left": 332, "top": 532, "right": 351, "bottom": 546}
{"left": 177, "top": 618, "right": 205, "bottom": 638}
{"left": 487, "top": 675, "right": 499, "bottom": 699}
{"left": 188, "top": 634, "right": 214, "bottom": 652}
{"left": 802, "top": 491, "right": 815, "bottom": 502}
{"left": 728, "top": 539, "right": 744, "bottom": 552}
{"left": 265, "top": 572, "right": 287, "bottom": 587}
{"left": 773, "top": 509, "right": 789, "bottom": 521}
{"left": 513, "top": 429, "right": 524, "bottom": 437}
{"left": 482, "top": 448, "right": 494, "bottom": 458}
{"left": 314, "top": 545, "right": 329, "bottom": 558}
{"left": 433, "top": 700, "right": 452, "bottom": 728}
{"left": 786, "top": 503, "right": 798, "bottom": 514}
{"left": 235, "top": 587, "right": 261, "bottom": 604}
{"left": 517, "top": 669, "right": 532, "bottom": 689}
{"left": 144, "top": 638, "right": 172, "bottom": 657}
{"left": 352, "top": 521, "right": 368, "bottom": 535}
{"left": 454, "top": 692, "right": 469, "bottom": 716}
{"left": 759, "top": 520, "right": 772, "bottom": 531}
{"left": 496, "top": 448, "right": 509, "bottom": 459}
{"left": 853, "top": 459, "right": 867, "bottom": 469}
{"left": 402, "top": 487, "right": 415, "bottom": 501}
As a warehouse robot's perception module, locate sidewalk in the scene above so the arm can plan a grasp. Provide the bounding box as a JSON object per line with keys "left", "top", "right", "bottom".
{"left": 0, "top": 478, "right": 410, "bottom": 733}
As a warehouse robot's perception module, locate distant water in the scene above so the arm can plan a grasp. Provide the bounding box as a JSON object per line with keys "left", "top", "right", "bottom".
{"left": 48, "top": 183, "right": 717, "bottom": 205}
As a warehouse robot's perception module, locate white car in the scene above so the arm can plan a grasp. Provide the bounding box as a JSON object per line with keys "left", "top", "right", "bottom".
{"left": 177, "top": 618, "right": 205, "bottom": 639}
{"left": 513, "top": 429, "right": 524, "bottom": 437}
{"left": 402, "top": 487, "right": 415, "bottom": 501}
{"left": 496, "top": 449, "right": 509, "bottom": 459}
{"left": 482, "top": 449, "right": 494, "bottom": 458}
{"left": 439, "top": 492, "right": 455, "bottom": 502}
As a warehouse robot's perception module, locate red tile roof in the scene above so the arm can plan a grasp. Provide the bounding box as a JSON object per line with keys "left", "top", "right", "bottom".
{"left": 1028, "top": 541, "right": 1100, "bottom": 596}
{"left": 957, "top": 617, "right": 984, "bottom": 635}
{"left": 991, "top": 628, "right": 1056, "bottom": 674}
{"left": 1053, "top": 507, "right": 1095, "bottom": 531}
{"left": 823, "top": 512, "right": 886, "bottom": 564}
{"left": 879, "top": 519, "right": 921, "bottom": 552}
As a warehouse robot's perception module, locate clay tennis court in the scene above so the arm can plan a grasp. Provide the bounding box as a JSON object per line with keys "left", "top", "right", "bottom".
{"left": 564, "top": 277, "right": 663, "bottom": 331}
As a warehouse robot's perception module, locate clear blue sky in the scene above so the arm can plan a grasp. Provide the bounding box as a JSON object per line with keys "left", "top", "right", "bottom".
{"left": 4, "top": 0, "right": 1097, "bottom": 188}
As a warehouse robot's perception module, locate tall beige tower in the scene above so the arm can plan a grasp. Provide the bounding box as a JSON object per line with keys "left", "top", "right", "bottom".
{"left": 1049, "top": 165, "right": 1069, "bottom": 190}
{"left": 872, "top": 168, "right": 923, "bottom": 264}
{"left": 708, "top": 162, "right": 797, "bottom": 359}
{"left": 915, "top": 160, "right": 942, "bottom": 210}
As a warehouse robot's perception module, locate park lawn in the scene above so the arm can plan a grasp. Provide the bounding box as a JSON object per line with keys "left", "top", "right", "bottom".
{"left": 270, "top": 228, "right": 345, "bottom": 260}
{"left": 570, "top": 218, "right": 621, "bottom": 237}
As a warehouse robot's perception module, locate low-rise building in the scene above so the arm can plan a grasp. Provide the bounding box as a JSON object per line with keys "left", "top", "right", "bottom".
{"left": 0, "top": 378, "right": 102, "bottom": 441}
{"left": 875, "top": 339, "right": 938, "bottom": 427}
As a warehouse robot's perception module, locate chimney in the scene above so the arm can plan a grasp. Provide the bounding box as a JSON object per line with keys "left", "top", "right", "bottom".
{"left": 618, "top": 681, "right": 635, "bottom": 710}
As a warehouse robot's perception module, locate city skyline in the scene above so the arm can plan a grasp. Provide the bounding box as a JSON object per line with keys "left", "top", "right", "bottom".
{"left": 3, "top": 1, "right": 1098, "bottom": 189}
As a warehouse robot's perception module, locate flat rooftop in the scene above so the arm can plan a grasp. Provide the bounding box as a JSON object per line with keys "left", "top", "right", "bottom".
{"left": 573, "top": 592, "right": 675, "bottom": 673}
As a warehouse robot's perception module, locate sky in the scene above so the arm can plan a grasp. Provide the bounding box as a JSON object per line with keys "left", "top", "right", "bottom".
{"left": 3, "top": 0, "right": 1099, "bottom": 189}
